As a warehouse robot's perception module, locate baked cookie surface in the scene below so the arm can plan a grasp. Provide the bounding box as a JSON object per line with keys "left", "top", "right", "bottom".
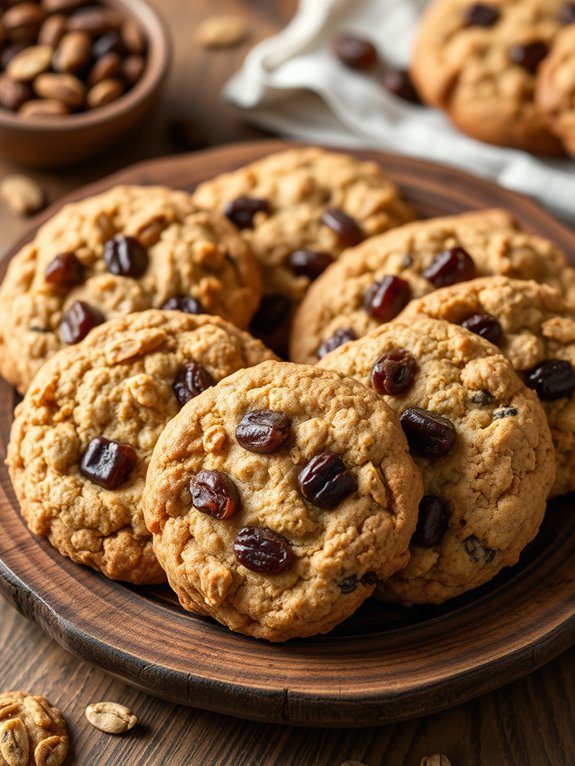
{"left": 8, "top": 310, "right": 276, "bottom": 584}
{"left": 0, "top": 691, "right": 68, "bottom": 766}
{"left": 144, "top": 360, "right": 423, "bottom": 641}
{"left": 290, "top": 209, "right": 575, "bottom": 364}
{"left": 0, "top": 184, "right": 262, "bottom": 393}
{"left": 318, "top": 318, "right": 555, "bottom": 605}
{"left": 536, "top": 24, "right": 575, "bottom": 156}
{"left": 192, "top": 148, "right": 415, "bottom": 348}
{"left": 411, "top": 0, "right": 565, "bottom": 153}
{"left": 400, "top": 276, "right": 575, "bottom": 497}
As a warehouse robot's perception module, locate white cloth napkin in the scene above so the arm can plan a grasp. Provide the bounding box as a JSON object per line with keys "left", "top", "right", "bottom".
{"left": 225, "top": 0, "right": 575, "bottom": 222}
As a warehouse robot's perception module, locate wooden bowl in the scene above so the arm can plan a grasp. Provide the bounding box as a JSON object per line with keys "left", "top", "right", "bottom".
{"left": 0, "top": 0, "right": 170, "bottom": 168}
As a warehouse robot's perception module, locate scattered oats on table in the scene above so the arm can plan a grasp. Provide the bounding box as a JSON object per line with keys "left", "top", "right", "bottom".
{"left": 196, "top": 15, "right": 249, "bottom": 49}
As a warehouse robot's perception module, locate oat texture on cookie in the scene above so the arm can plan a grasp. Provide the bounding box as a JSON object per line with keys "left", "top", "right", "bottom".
{"left": 144, "top": 360, "right": 423, "bottom": 641}
{"left": 318, "top": 318, "right": 555, "bottom": 605}
{"left": 399, "top": 276, "right": 575, "bottom": 497}
{"left": 290, "top": 210, "right": 575, "bottom": 365}
{"left": 0, "top": 691, "right": 69, "bottom": 766}
{"left": 0, "top": 184, "right": 262, "bottom": 393}
{"left": 7, "top": 310, "right": 276, "bottom": 585}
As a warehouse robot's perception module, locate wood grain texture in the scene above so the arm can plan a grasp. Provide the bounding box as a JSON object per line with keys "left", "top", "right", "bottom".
{"left": 1, "top": 143, "right": 575, "bottom": 733}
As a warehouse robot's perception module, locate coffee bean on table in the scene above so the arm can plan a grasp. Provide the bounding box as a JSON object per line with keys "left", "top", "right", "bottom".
{"left": 363, "top": 275, "right": 410, "bottom": 322}
{"left": 59, "top": 300, "right": 104, "bottom": 344}
{"left": 400, "top": 407, "right": 457, "bottom": 458}
{"left": 413, "top": 495, "right": 449, "bottom": 547}
{"left": 288, "top": 249, "right": 334, "bottom": 280}
{"left": 524, "top": 359, "right": 575, "bottom": 401}
{"left": 45, "top": 251, "right": 85, "bottom": 289}
{"left": 316, "top": 328, "right": 357, "bottom": 359}
{"left": 236, "top": 410, "right": 292, "bottom": 453}
{"left": 190, "top": 469, "right": 241, "bottom": 520}
{"left": 103, "top": 234, "right": 148, "bottom": 277}
{"left": 234, "top": 526, "right": 295, "bottom": 574}
{"left": 320, "top": 207, "right": 364, "bottom": 247}
{"left": 224, "top": 196, "right": 270, "bottom": 230}
{"left": 423, "top": 246, "right": 476, "bottom": 288}
{"left": 161, "top": 295, "right": 205, "bottom": 314}
{"left": 80, "top": 436, "right": 137, "bottom": 489}
{"left": 173, "top": 362, "right": 214, "bottom": 406}
{"left": 332, "top": 31, "right": 378, "bottom": 70}
{"left": 370, "top": 348, "right": 417, "bottom": 395}
{"left": 297, "top": 452, "right": 356, "bottom": 509}
{"left": 461, "top": 313, "right": 502, "bottom": 346}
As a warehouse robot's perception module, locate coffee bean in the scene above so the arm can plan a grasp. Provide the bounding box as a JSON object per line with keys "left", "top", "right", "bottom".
{"left": 224, "top": 196, "right": 270, "bottom": 230}
{"left": 509, "top": 41, "right": 549, "bottom": 74}
{"left": 173, "top": 362, "right": 214, "bottom": 406}
{"left": 42, "top": 0, "right": 85, "bottom": 11}
{"left": 524, "top": 359, "right": 575, "bottom": 401}
{"left": 122, "top": 53, "right": 145, "bottom": 85}
{"left": 236, "top": 410, "right": 291, "bottom": 453}
{"left": 86, "top": 77, "right": 123, "bottom": 108}
{"left": 190, "top": 469, "right": 241, "bottom": 520}
{"left": 320, "top": 207, "right": 364, "bottom": 247}
{"left": 103, "top": 234, "right": 148, "bottom": 277}
{"left": 161, "top": 295, "right": 205, "bottom": 314}
{"left": 7, "top": 45, "right": 53, "bottom": 81}
{"left": 316, "top": 328, "right": 357, "bottom": 359}
{"left": 34, "top": 72, "right": 86, "bottom": 108}
{"left": 0, "top": 75, "right": 33, "bottom": 110}
{"left": 1, "top": 42, "right": 27, "bottom": 70}
{"left": 53, "top": 31, "right": 92, "bottom": 73}
{"left": 332, "top": 31, "right": 377, "bottom": 70}
{"left": 423, "top": 246, "right": 476, "bottom": 288}
{"left": 80, "top": 436, "right": 137, "bottom": 489}
{"left": 461, "top": 312, "right": 502, "bottom": 346}
{"left": 558, "top": 2, "right": 575, "bottom": 24}
{"left": 249, "top": 293, "right": 291, "bottom": 334}
{"left": 45, "top": 251, "right": 85, "bottom": 289}
{"left": 88, "top": 51, "right": 122, "bottom": 85}
{"left": 67, "top": 7, "right": 122, "bottom": 36}
{"left": 60, "top": 300, "right": 104, "bottom": 344}
{"left": 38, "top": 14, "right": 67, "bottom": 47}
{"left": 413, "top": 495, "right": 449, "bottom": 547}
{"left": 297, "top": 452, "right": 356, "bottom": 509}
{"left": 288, "top": 249, "right": 334, "bottom": 280}
{"left": 234, "top": 526, "right": 295, "bottom": 574}
{"left": 370, "top": 348, "right": 417, "bottom": 395}
{"left": 363, "top": 275, "right": 410, "bottom": 322}
{"left": 121, "top": 17, "right": 146, "bottom": 54}
{"left": 383, "top": 67, "right": 421, "bottom": 104}
{"left": 19, "top": 97, "right": 68, "bottom": 115}
{"left": 400, "top": 407, "right": 457, "bottom": 458}
{"left": 462, "top": 3, "right": 500, "bottom": 26}
{"left": 3, "top": 3, "right": 46, "bottom": 42}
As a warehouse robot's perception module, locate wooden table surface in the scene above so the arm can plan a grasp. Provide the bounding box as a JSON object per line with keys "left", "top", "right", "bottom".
{"left": 0, "top": 1, "right": 574, "bottom": 764}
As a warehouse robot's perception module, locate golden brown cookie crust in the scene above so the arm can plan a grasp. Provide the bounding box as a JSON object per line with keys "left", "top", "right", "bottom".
{"left": 318, "top": 318, "right": 555, "bottom": 605}
{"left": 0, "top": 184, "right": 262, "bottom": 393}
{"left": 192, "top": 147, "right": 415, "bottom": 305}
{"left": 411, "top": 0, "right": 564, "bottom": 154}
{"left": 399, "top": 276, "right": 575, "bottom": 496}
{"left": 290, "top": 208, "right": 575, "bottom": 365}
{"left": 0, "top": 691, "right": 69, "bottom": 766}
{"left": 144, "top": 360, "right": 423, "bottom": 641}
{"left": 8, "top": 310, "right": 276, "bottom": 584}
{"left": 536, "top": 25, "right": 575, "bottom": 156}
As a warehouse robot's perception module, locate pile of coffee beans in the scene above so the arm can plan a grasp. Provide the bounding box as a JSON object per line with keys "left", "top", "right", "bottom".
{"left": 0, "top": 0, "right": 147, "bottom": 117}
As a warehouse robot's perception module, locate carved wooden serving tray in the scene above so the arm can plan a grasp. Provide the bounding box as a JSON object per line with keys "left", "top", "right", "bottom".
{"left": 1, "top": 141, "right": 574, "bottom": 727}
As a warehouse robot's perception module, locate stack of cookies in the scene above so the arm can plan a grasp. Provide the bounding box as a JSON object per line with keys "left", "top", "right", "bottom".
{"left": 411, "top": 0, "right": 575, "bottom": 155}
{"left": 1, "top": 146, "right": 572, "bottom": 642}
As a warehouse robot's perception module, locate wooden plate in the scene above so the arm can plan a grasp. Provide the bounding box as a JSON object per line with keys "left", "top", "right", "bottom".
{"left": 1, "top": 141, "right": 575, "bottom": 728}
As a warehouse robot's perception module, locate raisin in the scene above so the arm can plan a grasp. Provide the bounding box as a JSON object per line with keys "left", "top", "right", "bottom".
{"left": 363, "top": 275, "right": 410, "bottom": 322}
{"left": 316, "top": 328, "right": 357, "bottom": 359}
{"left": 332, "top": 32, "right": 377, "bottom": 70}
{"left": 461, "top": 313, "right": 502, "bottom": 346}
{"left": 60, "top": 300, "right": 104, "bottom": 344}
{"left": 297, "top": 452, "right": 356, "bottom": 509}
{"left": 383, "top": 68, "right": 421, "bottom": 104}
{"left": 288, "top": 249, "right": 334, "bottom": 280}
{"left": 45, "top": 251, "right": 85, "bottom": 289}
{"left": 471, "top": 390, "right": 494, "bottom": 406}
{"left": 338, "top": 575, "right": 357, "bottom": 593}
{"left": 400, "top": 407, "right": 457, "bottom": 458}
{"left": 173, "top": 363, "right": 214, "bottom": 406}
{"left": 79, "top": 436, "right": 137, "bottom": 489}
{"left": 103, "top": 234, "right": 148, "bottom": 277}
{"left": 370, "top": 348, "right": 417, "bottom": 395}
{"left": 509, "top": 41, "right": 549, "bottom": 74}
{"left": 463, "top": 3, "right": 500, "bottom": 26}
{"left": 320, "top": 207, "right": 364, "bottom": 247}
{"left": 423, "top": 246, "right": 476, "bottom": 288}
{"left": 493, "top": 407, "right": 518, "bottom": 419}
{"left": 161, "top": 295, "right": 205, "bottom": 314}
{"left": 234, "top": 526, "right": 295, "bottom": 574}
{"left": 250, "top": 293, "right": 291, "bottom": 334}
{"left": 524, "top": 359, "right": 575, "bottom": 401}
{"left": 224, "top": 196, "right": 270, "bottom": 230}
{"left": 413, "top": 496, "right": 449, "bottom": 547}
{"left": 190, "top": 470, "right": 240, "bottom": 520}
{"left": 236, "top": 410, "right": 291, "bottom": 453}
{"left": 464, "top": 535, "right": 496, "bottom": 564}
